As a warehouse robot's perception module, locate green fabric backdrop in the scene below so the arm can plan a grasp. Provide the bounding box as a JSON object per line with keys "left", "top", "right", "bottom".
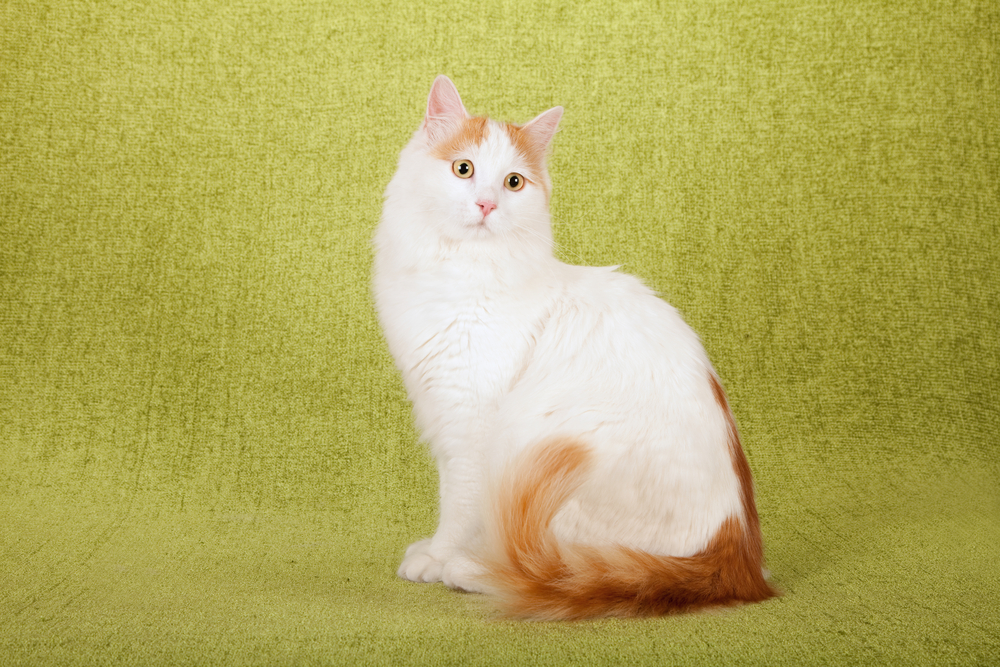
{"left": 2, "top": 0, "right": 998, "bottom": 664}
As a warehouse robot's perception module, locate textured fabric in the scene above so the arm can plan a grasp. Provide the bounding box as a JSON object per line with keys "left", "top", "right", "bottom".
{"left": 2, "top": 0, "right": 998, "bottom": 664}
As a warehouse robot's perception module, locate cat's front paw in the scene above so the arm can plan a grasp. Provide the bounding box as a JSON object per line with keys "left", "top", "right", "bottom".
{"left": 397, "top": 539, "right": 444, "bottom": 583}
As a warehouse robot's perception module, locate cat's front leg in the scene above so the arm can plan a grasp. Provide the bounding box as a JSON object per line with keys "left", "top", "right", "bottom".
{"left": 397, "top": 452, "right": 487, "bottom": 592}
{"left": 396, "top": 541, "right": 486, "bottom": 592}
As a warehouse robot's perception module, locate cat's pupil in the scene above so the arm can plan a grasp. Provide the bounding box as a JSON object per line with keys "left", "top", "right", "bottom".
{"left": 509, "top": 175, "right": 519, "bottom": 187}
{"left": 458, "top": 162, "right": 469, "bottom": 175}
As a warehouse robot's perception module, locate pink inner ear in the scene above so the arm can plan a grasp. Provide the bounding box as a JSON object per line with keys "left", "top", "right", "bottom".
{"left": 424, "top": 75, "right": 469, "bottom": 142}
{"left": 522, "top": 106, "right": 564, "bottom": 150}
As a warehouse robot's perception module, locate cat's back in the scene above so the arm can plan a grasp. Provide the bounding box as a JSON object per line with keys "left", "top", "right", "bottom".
{"left": 489, "top": 262, "right": 741, "bottom": 556}
{"left": 498, "top": 261, "right": 720, "bottom": 443}
{"left": 547, "top": 262, "right": 710, "bottom": 369}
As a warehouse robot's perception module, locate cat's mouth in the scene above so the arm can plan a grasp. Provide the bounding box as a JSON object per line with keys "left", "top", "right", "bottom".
{"left": 470, "top": 216, "right": 493, "bottom": 232}
{"left": 461, "top": 207, "right": 498, "bottom": 235}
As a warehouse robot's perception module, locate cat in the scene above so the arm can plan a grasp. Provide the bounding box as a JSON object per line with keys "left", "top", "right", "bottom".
{"left": 372, "top": 75, "right": 776, "bottom": 620}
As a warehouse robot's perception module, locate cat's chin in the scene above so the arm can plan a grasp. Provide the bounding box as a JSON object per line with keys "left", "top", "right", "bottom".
{"left": 457, "top": 218, "right": 500, "bottom": 240}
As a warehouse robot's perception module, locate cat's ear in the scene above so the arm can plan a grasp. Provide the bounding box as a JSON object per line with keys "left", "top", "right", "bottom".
{"left": 423, "top": 75, "right": 469, "bottom": 143}
{"left": 521, "top": 106, "right": 564, "bottom": 151}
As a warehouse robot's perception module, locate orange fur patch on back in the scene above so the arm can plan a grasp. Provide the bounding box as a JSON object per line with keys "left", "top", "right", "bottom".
{"left": 708, "top": 371, "right": 775, "bottom": 598}
{"left": 708, "top": 373, "right": 764, "bottom": 545}
{"left": 479, "top": 407, "right": 777, "bottom": 620}
{"left": 430, "top": 116, "right": 489, "bottom": 160}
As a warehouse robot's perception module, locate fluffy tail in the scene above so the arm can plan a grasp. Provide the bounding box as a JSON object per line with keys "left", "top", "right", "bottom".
{"left": 479, "top": 436, "right": 777, "bottom": 620}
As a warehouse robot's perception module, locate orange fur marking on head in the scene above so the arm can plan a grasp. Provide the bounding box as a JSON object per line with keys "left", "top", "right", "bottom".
{"left": 429, "top": 116, "right": 551, "bottom": 196}
{"left": 502, "top": 122, "right": 548, "bottom": 186}
{"left": 431, "top": 116, "right": 490, "bottom": 160}
{"left": 478, "top": 391, "right": 777, "bottom": 620}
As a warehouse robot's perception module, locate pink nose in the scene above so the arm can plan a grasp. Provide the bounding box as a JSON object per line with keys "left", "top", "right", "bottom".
{"left": 477, "top": 200, "right": 497, "bottom": 217}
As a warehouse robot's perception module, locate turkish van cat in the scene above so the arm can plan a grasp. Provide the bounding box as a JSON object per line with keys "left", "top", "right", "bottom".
{"left": 372, "top": 75, "right": 776, "bottom": 619}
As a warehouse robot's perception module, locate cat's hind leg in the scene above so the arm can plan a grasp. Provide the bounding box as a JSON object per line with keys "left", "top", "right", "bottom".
{"left": 397, "top": 539, "right": 444, "bottom": 583}
{"left": 441, "top": 555, "right": 487, "bottom": 593}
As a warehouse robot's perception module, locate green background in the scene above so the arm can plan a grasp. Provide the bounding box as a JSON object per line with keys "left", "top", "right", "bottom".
{"left": 2, "top": 0, "right": 998, "bottom": 664}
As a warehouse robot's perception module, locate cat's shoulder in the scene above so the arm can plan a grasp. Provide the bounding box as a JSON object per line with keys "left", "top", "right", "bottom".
{"left": 559, "top": 263, "right": 659, "bottom": 303}
{"left": 554, "top": 262, "right": 695, "bottom": 335}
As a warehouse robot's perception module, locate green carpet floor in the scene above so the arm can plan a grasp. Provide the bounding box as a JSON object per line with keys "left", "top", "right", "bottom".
{"left": 2, "top": 1, "right": 998, "bottom": 664}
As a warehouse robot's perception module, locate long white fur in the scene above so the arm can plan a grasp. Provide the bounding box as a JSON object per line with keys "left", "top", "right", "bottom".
{"left": 372, "top": 76, "right": 741, "bottom": 593}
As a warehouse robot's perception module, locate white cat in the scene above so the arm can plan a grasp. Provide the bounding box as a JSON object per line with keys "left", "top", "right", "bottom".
{"left": 372, "top": 75, "right": 776, "bottom": 619}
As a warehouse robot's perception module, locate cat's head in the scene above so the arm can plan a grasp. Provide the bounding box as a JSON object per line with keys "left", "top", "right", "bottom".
{"left": 384, "top": 76, "right": 563, "bottom": 253}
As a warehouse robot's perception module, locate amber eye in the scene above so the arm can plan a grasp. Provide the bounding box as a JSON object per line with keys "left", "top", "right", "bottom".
{"left": 504, "top": 172, "right": 524, "bottom": 191}
{"left": 452, "top": 160, "right": 474, "bottom": 178}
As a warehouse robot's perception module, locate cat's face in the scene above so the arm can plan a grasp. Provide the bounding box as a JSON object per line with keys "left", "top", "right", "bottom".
{"left": 423, "top": 117, "right": 551, "bottom": 242}
{"left": 389, "top": 76, "right": 563, "bottom": 248}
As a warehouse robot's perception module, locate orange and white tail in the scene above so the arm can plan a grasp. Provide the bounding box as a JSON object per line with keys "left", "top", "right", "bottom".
{"left": 479, "top": 382, "right": 776, "bottom": 620}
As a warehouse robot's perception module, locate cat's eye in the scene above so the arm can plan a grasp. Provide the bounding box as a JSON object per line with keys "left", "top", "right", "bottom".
{"left": 452, "top": 160, "right": 474, "bottom": 179}
{"left": 504, "top": 173, "right": 524, "bottom": 191}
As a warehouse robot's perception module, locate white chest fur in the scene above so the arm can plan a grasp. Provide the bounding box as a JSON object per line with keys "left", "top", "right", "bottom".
{"left": 374, "top": 257, "right": 554, "bottom": 450}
